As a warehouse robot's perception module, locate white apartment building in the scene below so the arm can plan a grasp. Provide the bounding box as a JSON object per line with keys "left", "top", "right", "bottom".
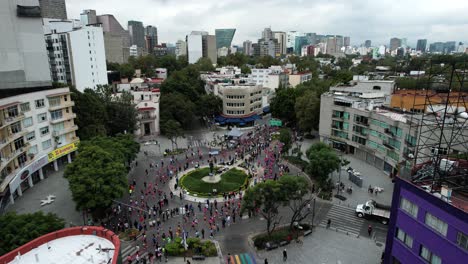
{"left": 44, "top": 20, "right": 108, "bottom": 91}
{"left": 0, "top": 88, "right": 79, "bottom": 206}
{"left": 289, "top": 71, "right": 312, "bottom": 88}
{"left": 249, "top": 66, "right": 283, "bottom": 87}
{"left": 218, "top": 84, "right": 263, "bottom": 117}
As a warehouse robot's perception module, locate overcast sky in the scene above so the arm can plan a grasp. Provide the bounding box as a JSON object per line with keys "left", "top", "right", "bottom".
{"left": 66, "top": 0, "right": 468, "bottom": 47}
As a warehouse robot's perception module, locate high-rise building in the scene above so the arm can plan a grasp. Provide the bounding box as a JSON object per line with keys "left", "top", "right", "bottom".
{"left": 202, "top": 35, "right": 217, "bottom": 64}
{"left": 326, "top": 37, "right": 338, "bottom": 54}
{"left": 444, "top": 41, "right": 456, "bottom": 54}
{"left": 335, "top": 35, "right": 344, "bottom": 49}
{"left": 364, "top": 40, "right": 372, "bottom": 48}
{"left": 390, "top": 37, "right": 402, "bottom": 51}
{"left": 344, "top": 36, "right": 351, "bottom": 47}
{"left": 262, "top": 28, "right": 273, "bottom": 41}
{"left": 38, "top": 0, "right": 67, "bottom": 19}
{"left": 286, "top": 31, "right": 303, "bottom": 52}
{"left": 175, "top": 40, "right": 187, "bottom": 57}
{"left": 273, "top": 32, "right": 287, "bottom": 55}
{"left": 243, "top": 40, "right": 253, "bottom": 56}
{"left": 295, "top": 36, "right": 309, "bottom": 55}
{"left": 128, "top": 20, "right": 145, "bottom": 50}
{"left": 145, "top": 26, "right": 158, "bottom": 53}
{"left": 429, "top": 42, "right": 444, "bottom": 53}
{"left": 88, "top": 11, "right": 131, "bottom": 63}
{"left": 43, "top": 21, "right": 108, "bottom": 92}
{"left": 258, "top": 39, "right": 277, "bottom": 57}
{"left": 215, "top": 29, "right": 236, "bottom": 49}
{"left": 416, "top": 39, "right": 427, "bottom": 52}
{"left": 187, "top": 31, "right": 207, "bottom": 64}
{"left": 1, "top": 0, "right": 52, "bottom": 96}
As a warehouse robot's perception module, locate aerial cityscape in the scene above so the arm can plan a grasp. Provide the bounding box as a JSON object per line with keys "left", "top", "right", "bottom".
{"left": 0, "top": 0, "right": 467, "bottom": 264}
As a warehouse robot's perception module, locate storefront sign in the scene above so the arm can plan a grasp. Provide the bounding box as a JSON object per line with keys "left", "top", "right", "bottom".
{"left": 9, "top": 155, "right": 48, "bottom": 192}
{"left": 48, "top": 141, "right": 79, "bottom": 162}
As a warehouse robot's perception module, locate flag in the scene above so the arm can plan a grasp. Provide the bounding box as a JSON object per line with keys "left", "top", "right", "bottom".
{"left": 182, "top": 229, "right": 188, "bottom": 250}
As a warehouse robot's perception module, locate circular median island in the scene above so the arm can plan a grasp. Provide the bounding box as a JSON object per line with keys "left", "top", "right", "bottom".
{"left": 180, "top": 166, "right": 249, "bottom": 197}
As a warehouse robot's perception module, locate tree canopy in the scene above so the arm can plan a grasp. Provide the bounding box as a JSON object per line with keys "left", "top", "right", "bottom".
{"left": 306, "top": 142, "right": 341, "bottom": 186}
{"left": 0, "top": 212, "right": 65, "bottom": 255}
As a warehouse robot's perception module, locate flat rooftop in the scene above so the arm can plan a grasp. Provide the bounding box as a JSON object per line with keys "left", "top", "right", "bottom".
{"left": 9, "top": 235, "right": 115, "bottom": 264}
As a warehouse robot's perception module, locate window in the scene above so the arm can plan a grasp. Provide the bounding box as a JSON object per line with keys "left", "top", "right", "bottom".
{"left": 28, "top": 145, "right": 38, "bottom": 155}
{"left": 37, "top": 113, "right": 47, "bottom": 122}
{"left": 400, "top": 197, "right": 418, "bottom": 218}
{"left": 373, "top": 86, "right": 381, "bottom": 90}
{"left": 396, "top": 228, "right": 413, "bottom": 248}
{"left": 35, "top": 99, "right": 45, "bottom": 108}
{"left": 53, "top": 122, "right": 64, "bottom": 132}
{"left": 420, "top": 245, "right": 441, "bottom": 264}
{"left": 20, "top": 102, "right": 30, "bottom": 112}
{"left": 13, "top": 137, "right": 25, "bottom": 150}
{"left": 42, "top": 139, "right": 52, "bottom": 150}
{"left": 457, "top": 231, "right": 468, "bottom": 251}
{"left": 64, "top": 95, "right": 68, "bottom": 101}
{"left": 26, "top": 131, "right": 35, "bottom": 141}
{"left": 40, "top": 126, "right": 49, "bottom": 136}
{"left": 23, "top": 117, "right": 33, "bottom": 128}
{"left": 50, "top": 110, "right": 63, "bottom": 120}
{"left": 7, "top": 106, "right": 18, "bottom": 117}
{"left": 425, "top": 213, "right": 448, "bottom": 236}
{"left": 10, "top": 122, "right": 21, "bottom": 134}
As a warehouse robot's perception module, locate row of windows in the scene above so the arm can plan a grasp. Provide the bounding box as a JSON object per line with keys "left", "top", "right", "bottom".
{"left": 399, "top": 197, "right": 467, "bottom": 252}
{"left": 226, "top": 103, "right": 245, "bottom": 107}
{"left": 226, "top": 110, "right": 245, "bottom": 115}
{"left": 249, "top": 91, "right": 262, "bottom": 96}
{"left": 226, "top": 95, "right": 245, "bottom": 99}
{"left": 331, "top": 130, "right": 348, "bottom": 139}
{"left": 332, "top": 110, "right": 350, "bottom": 120}
{"left": 249, "top": 105, "right": 262, "bottom": 112}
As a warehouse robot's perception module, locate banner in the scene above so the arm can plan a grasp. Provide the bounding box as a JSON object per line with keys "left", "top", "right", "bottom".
{"left": 48, "top": 141, "right": 79, "bottom": 162}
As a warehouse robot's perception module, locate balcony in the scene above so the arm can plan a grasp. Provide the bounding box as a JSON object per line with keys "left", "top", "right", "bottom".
{"left": 139, "top": 113, "right": 157, "bottom": 121}
{"left": 383, "top": 141, "right": 395, "bottom": 150}
{"left": 0, "top": 112, "right": 25, "bottom": 129}
{"left": 405, "top": 139, "right": 416, "bottom": 148}
{"left": 52, "top": 125, "right": 78, "bottom": 137}
{"left": 384, "top": 128, "right": 396, "bottom": 137}
{"left": 50, "top": 113, "right": 76, "bottom": 124}
{"left": 0, "top": 130, "right": 28, "bottom": 150}
{"left": 355, "top": 120, "right": 369, "bottom": 127}
{"left": 48, "top": 101, "right": 75, "bottom": 111}
{"left": 0, "top": 143, "right": 30, "bottom": 172}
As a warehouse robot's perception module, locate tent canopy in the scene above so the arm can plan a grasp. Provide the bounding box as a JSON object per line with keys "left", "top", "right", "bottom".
{"left": 227, "top": 127, "right": 243, "bottom": 138}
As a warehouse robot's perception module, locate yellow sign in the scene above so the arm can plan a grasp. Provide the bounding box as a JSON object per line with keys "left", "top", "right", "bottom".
{"left": 48, "top": 141, "right": 79, "bottom": 162}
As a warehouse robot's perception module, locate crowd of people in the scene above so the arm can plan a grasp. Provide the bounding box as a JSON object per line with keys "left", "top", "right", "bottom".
{"left": 103, "top": 125, "right": 294, "bottom": 263}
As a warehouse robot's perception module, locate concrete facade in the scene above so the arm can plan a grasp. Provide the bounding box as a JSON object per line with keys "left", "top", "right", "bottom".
{"left": 38, "top": 0, "right": 67, "bottom": 19}
{"left": 0, "top": 88, "right": 79, "bottom": 212}
{"left": 96, "top": 14, "right": 130, "bottom": 64}
{"left": 175, "top": 40, "right": 187, "bottom": 58}
{"left": 0, "top": 0, "right": 52, "bottom": 92}
{"left": 289, "top": 71, "right": 312, "bottom": 87}
{"left": 203, "top": 35, "right": 217, "bottom": 64}
{"left": 128, "top": 20, "right": 145, "bottom": 50}
{"left": 219, "top": 84, "right": 263, "bottom": 117}
{"left": 384, "top": 177, "right": 468, "bottom": 263}
{"left": 187, "top": 31, "right": 206, "bottom": 64}
{"left": 273, "top": 31, "right": 287, "bottom": 55}
{"left": 133, "top": 89, "right": 160, "bottom": 137}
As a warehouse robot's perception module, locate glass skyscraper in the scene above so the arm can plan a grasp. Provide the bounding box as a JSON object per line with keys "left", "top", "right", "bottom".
{"left": 215, "top": 29, "right": 236, "bottom": 49}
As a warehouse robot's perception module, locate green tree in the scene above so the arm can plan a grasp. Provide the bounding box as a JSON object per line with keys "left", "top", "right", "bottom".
{"left": 278, "top": 175, "right": 311, "bottom": 230}
{"left": 119, "top": 63, "right": 135, "bottom": 78}
{"left": 161, "top": 120, "right": 184, "bottom": 150}
{"left": 278, "top": 128, "right": 292, "bottom": 154}
{"left": 160, "top": 92, "right": 196, "bottom": 130}
{"left": 71, "top": 87, "right": 107, "bottom": 140}
{"left": 65, "top": 143, "right": 128, "bottom": 215}
{"left": 0, "top": 212, "right": 65, "bottom": 255}
{"left": 241, "top": 65, "right": 251, "bottom": 74}
{"left": 196, "top": 57, "right": 215, "bottom": 71}
{"left": 242, "top": 180, "right": 287, "bottom": 236}
{"left": 295, "top": 90, "right": 320, "bottom": 133}
{"left": 196, "top": 94, "right": 222, "bottom": 118}
{"left": 306, "top": 143, "right": 340, "bottom": 184}
{"left": 270, "top": 87, "right": 297, "bottom": 126}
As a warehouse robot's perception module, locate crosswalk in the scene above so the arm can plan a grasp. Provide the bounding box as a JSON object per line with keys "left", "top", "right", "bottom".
{"left": 318, "top": 204, "right": 365, "bottom": 237}
{"left": 120, "top": 243, "right": 149, "bottom": 263}
{"left": 226, "top": 253, "right": 257, "bottom": 264}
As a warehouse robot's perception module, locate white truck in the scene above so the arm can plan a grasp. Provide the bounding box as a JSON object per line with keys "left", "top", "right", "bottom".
{"left": 356, "top": 200, "right": 391, "bottom": 225}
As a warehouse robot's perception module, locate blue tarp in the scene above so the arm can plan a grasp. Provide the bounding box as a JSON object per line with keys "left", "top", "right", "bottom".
{"left": 263, "top": 106, "right": 270, "bottom": 113}
{"left": 215, "top": 114, "right": 260, "bottom": 125}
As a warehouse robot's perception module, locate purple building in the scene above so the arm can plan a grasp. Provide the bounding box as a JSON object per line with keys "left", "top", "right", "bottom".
{"left": 384, "top": 177, "right": 468, "bottom": 263}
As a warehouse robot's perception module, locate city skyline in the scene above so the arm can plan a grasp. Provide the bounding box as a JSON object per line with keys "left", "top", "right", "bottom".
{"left": 66, "top": 0, "right": 468, "bottom": 47}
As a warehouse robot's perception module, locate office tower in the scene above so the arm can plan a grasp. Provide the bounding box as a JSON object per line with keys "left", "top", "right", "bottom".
{"left": 38, "top": 0, "right": 67, "bottom": 19}
{"left": 145, "top": 25, "right": 158, "bottom": 53}
{"left": 365, "top": 40, "right": 371, "bottom": 48}
{"left": 128, "top": 20, "right": 145, "bottom": 49}
{"left": 90, "top": 11, "right": 131, "bottom": 63}
{"left": 243, "top": 40, "right": 253, "bottom": 56}
{"left": 444, "top": 41, "right": 456, "bottom": 54}
{"left": 175, "top": 40, "right": 187, "bottom": 57}
{"left": 344, "top": 36, "right": 351, "bottom": 47}
{"left": 215, "top": 29, "right": 236, "bottom": 49}
{"left": 335, "top": 35, "right": 344, "bottom": 49}
{"left": 295, "top": 36, "right": 309, "bottom": 55}
{"left": 416, "top": 39, "right": 427, "bottom": 52}
{"left": 273, "top": 32, "right": 287, "bottom": 55}
{"left": 262, "top": 27, "right": 273, "bottom": 41}
{"left": 202, "top": 35, "right": 217, "bottom": 64}
{"left": 326, "top": 37, "right": 338, "bottom": 54}
{"left": 187, "top": 31, "right": 207, "bottom": 64}
{"left": 390, "top": 37, "right": 402, "bottom": 51}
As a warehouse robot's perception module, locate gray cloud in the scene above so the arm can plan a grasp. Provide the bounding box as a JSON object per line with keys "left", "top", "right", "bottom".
{"left": 66, "top": 0, "right": 468, "bottom": 46}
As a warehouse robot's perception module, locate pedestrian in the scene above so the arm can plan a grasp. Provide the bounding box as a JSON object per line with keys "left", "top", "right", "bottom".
{"left": 327, "top": 218, "right": 331, "bottom": 228}
{"left": 264, "top": 258, "right": 268, "bottom": 264}
{"left": 283, "top": 248, "right": 287, "bottom": 261}
{"left": 368, "top": 225, "right": 373, "bottom": 236}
